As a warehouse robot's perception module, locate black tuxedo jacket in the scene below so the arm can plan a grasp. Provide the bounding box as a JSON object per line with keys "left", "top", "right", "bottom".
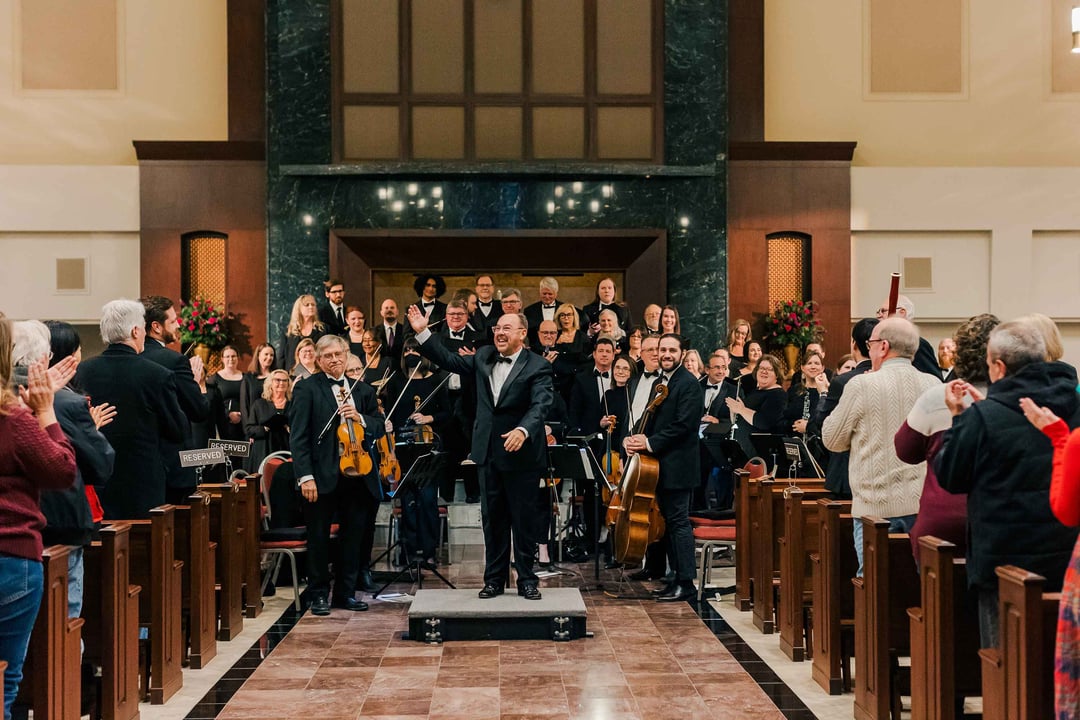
{"left": 700, "top": 376, "right": 738, "bottom": 437}
{"left": 642, "top": 366, "right": 703, "bottom": 490}
{"left": 417, "top": 299, "right": 447, "bottom": 326}
{"left": 582, "top": 300, "right": 630, "bottom": 332}
{"left": 568, "top": 368, "right": 610, "bottom": 438}
{"left": 318, "top": 303, "right": 347, "bottom": 336}
{"left": 142, "top": 339, "right": 210, "bottom": 489}
{"left": 438, "top": 323, "right": 482, "bottom": 353}
{"left": 76, "top": 344, "right": 187, "bottom": 519}
{"left": 471, "top": 302, "right": 498, "bottom": 335}
{"left": 417, "top": 333, "right": 552, "bottom": 471}
{"left": 288, "top": 372, "right": 384, "bottom": 498}
{"left": 371, "top": 323, "right": 406, "bottom": 365}
{"left": 523, "top": 301, "right": 587, "bottom": 347}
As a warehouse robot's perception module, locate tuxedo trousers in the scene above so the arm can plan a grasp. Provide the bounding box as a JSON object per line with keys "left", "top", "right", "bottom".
{"left": 303, "top": 475, "right": 377, "bottom": 600}
{"left": 478, "top": 465, "right": 547, "bottom": 588}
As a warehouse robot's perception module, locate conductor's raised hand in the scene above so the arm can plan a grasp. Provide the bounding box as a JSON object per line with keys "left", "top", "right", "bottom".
{"left": 406, "top": 304, "right": 428, "bottom": 334}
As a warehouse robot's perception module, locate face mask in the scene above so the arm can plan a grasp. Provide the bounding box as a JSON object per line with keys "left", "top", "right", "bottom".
{"left": 404, "top": 355, "right": 422, "bottom": 369}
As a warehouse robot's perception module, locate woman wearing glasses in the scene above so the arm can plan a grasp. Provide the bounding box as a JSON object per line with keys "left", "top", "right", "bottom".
{"left": 245, "top": 369, "right": 293, "bottom": 469}
{"left": 726, "top": 354, "right": 788, "bottom": 456}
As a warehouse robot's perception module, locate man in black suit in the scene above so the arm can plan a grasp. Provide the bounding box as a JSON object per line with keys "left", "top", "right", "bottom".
{"left": 290, "top": 335, "right": 385, "bottom": 616}
{"left": 471, "top": 274, "right": 498, "bottom": 337}
{"left": 623, "top": 333, "right": 704, "bottom": 602}
{"left": 77, "top": 299, "right": 188, "bottom": 520}
{"left": 317, "top": 278, "right": 348, "bottom": 336}
{"left": 876, "top": 295, "right": 940, "bottom": 380}
{"left": 437, "top": 299, "right": 482, "bottom": 502}
{"left": 567, "top": 337, "right": 616, "bottom": 559}
{"left": 371, "top": 298, "right": 405, "bottom": 365}
{"left": 583, "top": 277, "right": 629, "bottom": 335}
{"left": 414, "top": 274, "right": 448, "bottom": 326}
{"left": 523, "top": 276, "right": 587, "bottom": 349}
{"left": 625, "top": 334, "right": 668, "bottom": 581}
{"left": 407, "top": 303, "right": 553, "bottom": 600}
{"left": 139, "top": 296, "right": 211, "bottom": 503}
{"left": 809, "top": 318, "right": 878, "bottom": 499}
{"left": 699, "top": 349, "right": 740, "bottom": 509}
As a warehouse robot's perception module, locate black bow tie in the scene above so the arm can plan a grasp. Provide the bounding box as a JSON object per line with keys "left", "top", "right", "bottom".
{"left": 706, "top": 384, "right": 719, "bottom": 390}
{"left": 643, "top": 371, "right": 660, "bottom": 378}
{"left": 450, "top": 332, "right": 464, "bottom": 340}
{"left": 478, "top": 301, "right": 492, "bottom": 307}
{"left": 600, "top": 303, "right": 612, "bottom": 311}
{"left": 495, "top": 355, "right": 513, "bottom": 364}
{"left": 543, "top": 304, "right": 556, "bottom": 309}
{"left": 422, "top": 301, "right": 434, "bottom": 308}
{"left": 594, "top": 370, "right": 609, "bottom": 378}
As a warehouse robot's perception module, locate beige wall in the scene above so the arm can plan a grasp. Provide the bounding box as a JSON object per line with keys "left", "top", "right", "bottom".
{"left": 765, "top": 1, "right": 1080, "bottom": 166}
{"left": 851, "top": 166, "right": 1080, "bottom": 362}
{"left": 0, "top": 1, "right": 228, "bottom": 165}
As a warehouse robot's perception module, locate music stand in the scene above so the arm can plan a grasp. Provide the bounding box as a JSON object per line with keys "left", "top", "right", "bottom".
{"left": 546, "top": 441, "right": 610, "bottom": 583}
{"left": 372, "top": 451, "right": 455, "bottom": 597}
{"left": 750, "top": 434, "right": 823, "bottom": 479}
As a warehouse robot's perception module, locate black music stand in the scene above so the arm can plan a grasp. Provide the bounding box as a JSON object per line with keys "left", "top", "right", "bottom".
{"left": 750, "top": 434, "right": 823, "bottom": 479}
{"left": 372, "top": 451, "right": 455, "bottom": 597}
{"left": 548, "top": 440, "right": 609, "bottom": 584}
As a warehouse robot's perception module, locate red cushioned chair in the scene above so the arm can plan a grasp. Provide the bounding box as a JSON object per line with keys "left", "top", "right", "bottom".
{"left": 257, "top": 451, "right": 307, "bottom": 609}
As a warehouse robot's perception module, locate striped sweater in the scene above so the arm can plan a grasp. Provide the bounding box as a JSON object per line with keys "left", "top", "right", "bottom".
{"left": 822, "top": 357, "right": 942, "bottom": 519}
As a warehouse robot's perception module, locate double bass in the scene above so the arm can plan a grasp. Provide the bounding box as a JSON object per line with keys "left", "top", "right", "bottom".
{"left": 607, "top": 383, "right": 668, "bottom": 566}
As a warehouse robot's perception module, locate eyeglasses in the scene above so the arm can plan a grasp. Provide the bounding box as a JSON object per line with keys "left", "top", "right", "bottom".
{"left": 271, "top": 378, "right": 290, "bottom": 383}
{"left": 502, "top": 299, "right": 521, "bottom": 305}
{"left": 345, "top": 368, "right": 363, "bottom": 375}
{"left": 867, "top": 338, "right": 885, "bottom": 346}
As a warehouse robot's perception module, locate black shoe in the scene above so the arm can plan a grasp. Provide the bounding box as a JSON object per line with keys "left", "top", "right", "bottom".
{"left": 310, "top": 596, "right": 331, "bottom": 616}
{"left": 656, "top": 584, "right": 696, "bottom": 602}
{"left": 604, "top": 558, "right": 623, "bottom": 570}
{"left": 651, "top": 581, "right": 678, "bottom": 597}
{"left": 478, "top": 583, "right": 504, "bottom": 599}
{"left": 357, "top": 569, "right": 378, "bottom": 593}
{"left": 518, "top": 583, "right": 542, "bottom": 600}
{"left": 331, "top": 596, "right": 369, "bottom": 611}
{"left": 419, "top": 559, "right": 439, "bottom": 572}
{"left": 630, "top": 568, "right": 662, "bottom": 581}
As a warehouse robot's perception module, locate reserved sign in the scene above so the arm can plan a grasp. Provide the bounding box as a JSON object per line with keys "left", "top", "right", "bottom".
{"left": 209, "top": 438, "right": 252, "bottom": 458}
{"left": 179, "top": 447, "right": 227, "bottom": 467}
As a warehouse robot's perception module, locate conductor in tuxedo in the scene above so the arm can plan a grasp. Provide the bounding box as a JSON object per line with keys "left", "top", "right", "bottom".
{"left": 139, "top": 295, "right": 210, "bottom": 502}
{"left": 623, "top": 333, "right": 704, "bottom": 601}
{"left": 407, "top": 303, "right": 553, "bottom": 600}
{"left": 289, "top": 335, "right": 385, "bottom": 615}
{"left": 77, "top": 299, "right": 188, "bottom": 520}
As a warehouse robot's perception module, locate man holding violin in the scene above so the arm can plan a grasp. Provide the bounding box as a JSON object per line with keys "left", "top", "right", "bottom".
{"left": 623, "top": 333, "right": 703, "bottom": 602}
{"left": 290, "top": 335, "right": 385, "bottom": 616}
{"left": 407, "top": 303, "right": 553, "bottom": 600}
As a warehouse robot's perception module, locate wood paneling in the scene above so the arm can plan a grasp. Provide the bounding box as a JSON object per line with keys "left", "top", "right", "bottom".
{"left": 727, "top": 0, "right": 764, "bottom": 142}
{"left": 227, "top": 0, "right": 266, "bottom": 141}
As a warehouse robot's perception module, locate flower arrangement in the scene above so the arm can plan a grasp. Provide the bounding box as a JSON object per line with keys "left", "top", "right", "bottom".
{"left": 178, "top": 298, "right": 230, "bottom": 349}
{"left": 763, "top": 299, "right": 821, "bottom": 348}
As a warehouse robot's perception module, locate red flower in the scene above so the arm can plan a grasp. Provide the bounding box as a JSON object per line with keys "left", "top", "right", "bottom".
{"left": 188, "top": 322, "right": 196, "bottom": 330}
{"left": 784, "top": 324, "right": 792, "bottom": 332}
{"left": 193, "top": 301, "right": 200, "bottom": 307}
{"left": 208, "top": 317, "right": 216, "bottom": 325}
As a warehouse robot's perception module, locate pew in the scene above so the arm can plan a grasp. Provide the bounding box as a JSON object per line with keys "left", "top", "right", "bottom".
{"left": 778, "top": 489, "right": 851, "bottom": 661}
{"left": 127, "top": 506, "right": 184, "bottom": 704}
{"left": 852, "top": 516, "right": 921, "bottom": 720}
{"left": 750, "top": 477, "right": 829, "bottom": 634}
{"left": 811, "top": 500, "right": 858, "bottom": 694}
{"left": 979, "top": 565, "right": 1061, "bottom": 720}
{"left": 83, "top": 524, "right": 141, "bottom": 720}
{"left": 173, "top": 493, "right": 218, "bottom": 669}
{"left": 734, "top": 469, "right": 757, "bottom": 611}
{"left": 199, "top": 482, "right": 245, "bottom": 641}
{"left": 16, "top": 544, "right": 84, "bottom": 720}
{"left": 907, "top": 536, "right": 982, "bottom": 720}
{"left": 235, "top": 474, "right": 264, "bottom": 619}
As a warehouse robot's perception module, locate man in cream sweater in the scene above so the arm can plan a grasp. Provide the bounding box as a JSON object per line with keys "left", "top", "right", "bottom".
{"left": 822, "top": 317, "right": 941, "bottom": 573}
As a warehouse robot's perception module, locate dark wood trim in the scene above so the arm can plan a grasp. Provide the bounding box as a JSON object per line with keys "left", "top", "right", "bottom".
{"left": 333, "top": 0, "right": 664, "bottom": 163}
{"left": 728, "top": 0, "right": 764, "bottom": 143}
{"left": 728, "top": 141, "right": 857, "bottom": 163}
{"left": 133, "top": 142, "right": 266, "bottom": 162}
{"left": 227, "top": 0, "right": 266, "bottom": 142}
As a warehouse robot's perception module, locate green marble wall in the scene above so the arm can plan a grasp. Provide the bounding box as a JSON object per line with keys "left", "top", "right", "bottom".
{"left": 266, "top": 0, "right": 727, "bottom": 350}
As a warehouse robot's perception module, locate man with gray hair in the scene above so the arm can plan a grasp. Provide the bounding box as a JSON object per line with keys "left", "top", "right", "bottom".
{"left": 876, "top": 293, "right": 943, "bottom": 380}
{"left": 937, "top": 318, "right": 1080, "bottom": 648}
{"left": 76, "top": 299, "right": 187, "bottom": 519}
{"left": 823, "top": 317, "right": 941, "bottom": 573}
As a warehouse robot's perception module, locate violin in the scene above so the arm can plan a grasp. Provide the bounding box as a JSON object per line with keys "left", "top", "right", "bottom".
{"left": 375, "top": 396, "right": 401, "bottom": 491}
{"left": 411, "top": 395, "right": 436, "bottom": 444}
{"left": 600, "top": 414, "right": 622, "bottom": 503}
{"left": 544, "top": 427, "right": 561, "bottom": 487}
{"left": 336, "top": 387, "right": 373, "bottom": 477}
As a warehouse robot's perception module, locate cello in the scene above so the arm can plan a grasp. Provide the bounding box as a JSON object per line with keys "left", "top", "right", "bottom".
{"left": 607, "top": 383, "right": 668, "bottom": 566}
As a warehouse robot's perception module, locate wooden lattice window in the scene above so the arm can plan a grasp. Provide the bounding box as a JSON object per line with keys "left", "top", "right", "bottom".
{"left": 181, "top": 231, "right": 227, "bottom": 307}
{"left": 767, "top": 232, "right": 811, "bottom": 307}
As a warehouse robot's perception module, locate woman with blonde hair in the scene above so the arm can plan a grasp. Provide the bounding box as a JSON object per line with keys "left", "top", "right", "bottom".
{"left": 291, "top": 338, "right": 318, "bottom": 381}
{"left": 728, "top": 318, "right": 752, "bottom": 369}
{"left": 1018, "top": 312, "right": 1065, "bottom": 361}
{"left": 277, "top": 294, "right": 326, "bottom": 370}
{"left": 682, "top": 348, "right": 704, "bottom": 379}
{"left": 245, "top": 369, "right": 293, "bottom": 468}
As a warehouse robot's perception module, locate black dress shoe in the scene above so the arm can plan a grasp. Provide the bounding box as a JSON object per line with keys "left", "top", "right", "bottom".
{"left": 310, "top": 596, "right": 331, "bottom": 616}
{"left": 604, "top": 558, "right": 623, "bottom": 570}
{"left": 331, "top": 596, "right": 369, "bottom": 611}
{"left": 651, "top": 581, "right": 678, "bottom": 597}
{"left": 518, "top": 583, "right": 542, "bottom": 600}
{"left": 656, "top": 584, "right": 696, "bottom": 602}
{"left": 478, "top": 583, "right": 504, "bottom": 599}
{"left": 629, "top": 568, "right": 661, "bottom": 581}
{"left": 357, "top": 569, "right": 378, "bottom": 593}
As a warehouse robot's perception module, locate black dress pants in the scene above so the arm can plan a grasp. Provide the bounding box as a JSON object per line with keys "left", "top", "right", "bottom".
{"left": 479, "top": 465, "right": 546, "bottom": 588}
{"left": 303, "top": 475, "right": 377, "bottom": 600}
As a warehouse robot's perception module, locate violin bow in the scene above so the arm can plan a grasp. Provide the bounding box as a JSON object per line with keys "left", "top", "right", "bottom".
{"left": 412, "top": 372, "right": 452, "bottom": 415}
{"left": 384, "top": 362, "right": 423, "bottom": 422}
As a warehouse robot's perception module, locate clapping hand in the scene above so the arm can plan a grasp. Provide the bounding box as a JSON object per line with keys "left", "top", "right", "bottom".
{"left": 90, "top": 402, "right": 117, "bottom": 430}
{"left": 18, "top": 359, "right": 56, "bottom": 417}
{"left": 406, "top": 305, "right": 428, "bottom": 334}
{"left": 1020, "top": 397, "right": 1060, "bottom": 430}
{"left": 46, "top": 354, "right": 77, "bottom": 390}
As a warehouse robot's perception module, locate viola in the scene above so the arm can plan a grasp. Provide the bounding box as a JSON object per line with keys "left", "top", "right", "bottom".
{"left": 375, "top": 396, "right": 401, "bottom": 491}
{"left": 337, "top": 387, "right": 373, "bottom": 477}
{"left": 411, "top": 395, "right": 435, "bottom": 444}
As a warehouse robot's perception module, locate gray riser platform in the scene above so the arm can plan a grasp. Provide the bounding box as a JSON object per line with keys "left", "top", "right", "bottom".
{"left": 407, "top": 588, "right": 588, "bottom": 643}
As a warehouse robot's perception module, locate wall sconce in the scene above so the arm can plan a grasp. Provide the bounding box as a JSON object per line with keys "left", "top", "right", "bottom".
{"left": 1073, "top": 7, "right": 1080, "bottom": 53}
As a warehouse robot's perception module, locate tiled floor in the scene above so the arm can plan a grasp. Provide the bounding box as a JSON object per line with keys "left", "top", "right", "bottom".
{"left": 151, "top": 544, "right": 816, "bottom": 720}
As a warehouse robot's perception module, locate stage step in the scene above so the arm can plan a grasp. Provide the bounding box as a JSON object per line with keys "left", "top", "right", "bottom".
{"left": 407, "top": 588, "right": 588, "bottom": 643}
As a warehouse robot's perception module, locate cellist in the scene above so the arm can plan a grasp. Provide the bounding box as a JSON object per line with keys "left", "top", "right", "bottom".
{"left": 289, "top": 335, "right": 385, "bottom": 615}
{"left": 622, "top": 333, "right": 704, "bottom": 602}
